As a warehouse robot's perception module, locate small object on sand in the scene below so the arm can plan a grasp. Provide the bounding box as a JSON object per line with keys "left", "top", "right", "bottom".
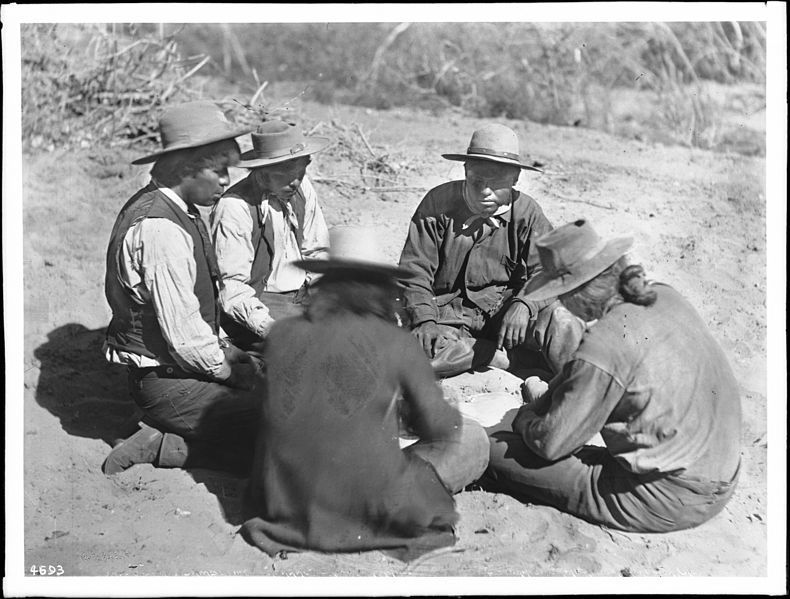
{"left": 457, "top": 392, "right": 523, "bottom": 429}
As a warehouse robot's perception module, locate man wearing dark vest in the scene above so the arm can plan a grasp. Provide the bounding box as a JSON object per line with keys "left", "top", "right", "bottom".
{"left": 210, "top": 119, "right": 331, "bottom": 349}
{"left": 102, "top": 101, "right": 261, "bottom": 475}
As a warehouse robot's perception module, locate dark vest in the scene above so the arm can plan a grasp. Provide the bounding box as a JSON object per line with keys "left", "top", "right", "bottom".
{"left": 222, "top": 176, "right": 307, "bottom": 295}
{"left": 105, "top": 184, "right": 220, "bottom": 361}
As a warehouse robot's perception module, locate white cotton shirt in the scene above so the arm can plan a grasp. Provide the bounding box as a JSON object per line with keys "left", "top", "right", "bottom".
{"left": 104, "top": 183, "right": 230, "bottom": 380}
{"left": 210, "top": 176, "right": 329, "bottom": 338}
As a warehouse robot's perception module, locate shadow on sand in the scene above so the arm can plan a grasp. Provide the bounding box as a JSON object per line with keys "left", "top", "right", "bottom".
{"left": 33, "top": 323, "right": 250, "bottom": 525}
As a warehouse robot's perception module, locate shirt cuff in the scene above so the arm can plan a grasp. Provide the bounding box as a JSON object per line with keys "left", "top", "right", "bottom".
{"left": 213, "top": 359, "right": 232, "bottom": 381}
{"left": 407, "top": 304, "right": 439, "bottom": 327}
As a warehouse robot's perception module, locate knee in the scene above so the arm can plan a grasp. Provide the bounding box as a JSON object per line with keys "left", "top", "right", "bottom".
{"left": 457, "top": 418, "right": 491, "bottom": 483}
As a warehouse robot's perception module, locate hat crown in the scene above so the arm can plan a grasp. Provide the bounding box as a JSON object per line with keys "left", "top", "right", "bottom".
{"left": 249, "top": 120, "right": 308, "bottom": 160}
{"left": 466, "top": 124, "right": 521, "bottom": 161}
{"left": 158, "top": 101, "right": 235, "bottom": 151}
{"left": 537, "top": 219, "right": 609, "bottom": 276}
{"left": 328, "top": 226, "right": 389, "bottom": 266}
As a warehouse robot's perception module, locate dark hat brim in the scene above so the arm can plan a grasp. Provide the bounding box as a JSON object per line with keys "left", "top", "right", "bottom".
{"left": 442, "top": 152, "right": 543, "bottom": 172}
{"left": 296, "top": 258, "right": 416, "bottom": 280}
{"left": 131, "top": 125, "right": 255, "bottom": 165}
{"left": 238, "top": 137, "right": 331, "bottom": 169}
{"left": 523, "top": 236, "right": 634, "bottom": 302}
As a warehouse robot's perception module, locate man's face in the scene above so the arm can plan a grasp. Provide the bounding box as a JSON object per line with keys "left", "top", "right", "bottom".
{"left": 181, "top": 165, "right": 232, "bottom": 207}
{"left": 464, "top": 160, "right": 519, "bottom": 216}
{"left": 255, "top": 156, "right": 312, "bottom": 201}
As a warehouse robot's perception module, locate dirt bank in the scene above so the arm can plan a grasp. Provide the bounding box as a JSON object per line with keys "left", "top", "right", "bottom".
{"left": 16, "top": 97, "right": 769, "bottom": 589}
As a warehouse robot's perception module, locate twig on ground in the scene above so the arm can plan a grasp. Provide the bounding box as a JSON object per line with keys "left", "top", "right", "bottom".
{"left": 249, "top": 80, "right": 269, "bottom": 106}
{"left": 354, "top": 123, "right": 377, "bottom": 158}
{"left": 312, "top": 177, "right": 424, "bottom": 193}
{"left": 307, "top": 121, "right": 325, "bottom": 135}
{"left": 551, "top": 194, "right": 616, "bottom": 211}
{"left": 401, "top": 546, "right": 466, "bottom": 574}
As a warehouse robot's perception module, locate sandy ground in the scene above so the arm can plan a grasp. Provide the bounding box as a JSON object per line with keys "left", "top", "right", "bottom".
{"left": 14, "top": 98, "right": 775, "bottom": 588}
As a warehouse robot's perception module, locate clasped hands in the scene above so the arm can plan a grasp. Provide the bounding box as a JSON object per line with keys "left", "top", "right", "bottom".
{"left": 413, "top": 300, "right": 533, "bottom": 358}
{"left": 221, "top": 343, "right": 264, "bottom": 390}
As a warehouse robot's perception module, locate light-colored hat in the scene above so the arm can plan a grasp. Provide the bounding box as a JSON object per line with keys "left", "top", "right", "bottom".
{"left": 296, "top": 226, "right": 415, "bottom": 279}
{"left": 442, "top": 123, "right": 542, "bottom": 172}
{"left": 237, "top": 120, "right": 330, "bottom": 169}
{"left": 523, "top": 219, "right": 634, "bottom": 301}
{"left": 132, "top": 101, "right": 253, "bottom": 165}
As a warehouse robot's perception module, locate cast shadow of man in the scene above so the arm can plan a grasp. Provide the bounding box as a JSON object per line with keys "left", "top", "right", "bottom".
{"left": 33, "top": 323, "right": 139, "bottom": 445}
{"left": 33, "top": 323, "right": 250, "bottom": 525}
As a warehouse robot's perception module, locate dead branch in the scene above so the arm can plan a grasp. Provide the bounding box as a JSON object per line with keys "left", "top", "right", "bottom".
{"left": 551, "top": 193, "right": 616, "bottom": 211}
{"left": 312, "top": 177, "right": 425, "bottom": 193}
{"left": 249, "top": 81, "right": 269, "bottom": 106}
{"left": 354, "top": 123, "right": 377, "bottom": 158}
{"left": 365, "top": 22, "right": 412, "bottom": 85}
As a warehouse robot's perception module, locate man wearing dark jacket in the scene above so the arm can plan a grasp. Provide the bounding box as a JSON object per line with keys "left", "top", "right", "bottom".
{"left": 398, "top": 124, "right": 584, "bottom": 378}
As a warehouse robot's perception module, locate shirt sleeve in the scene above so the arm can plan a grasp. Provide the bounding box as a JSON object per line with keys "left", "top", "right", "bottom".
{"left": 513, "top": 358, "right": 624, "bottom": 460}
{"left": 298, "top": 176, "right": 330, "bottom": 279}
{"left": 210, "top": 196, "right": 275, "bottom": 338}
{"left": 398, "top": 195, "right": 443, "bottom": 326}
{"left": 133, "top": 218, "right": 230, "bottom": 379}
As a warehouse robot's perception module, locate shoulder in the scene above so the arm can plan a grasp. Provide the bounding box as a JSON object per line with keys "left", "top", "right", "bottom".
{"left": 132, "top": 217, "right": 193, "bottom": 260}
{"left": 223, "top": 176, "right": 257, "bottom": 204}
{"left": 415, "top": 180, "right": 463, "bottom": 215}
{"left": 213, "top": 193, "right": 254, "bottom": 221}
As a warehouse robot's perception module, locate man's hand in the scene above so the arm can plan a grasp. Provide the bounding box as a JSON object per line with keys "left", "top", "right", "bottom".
{"left": 221, "top": 344, "right": 261, "bottom": 390}
{"left": 521, "top": 375, "right": 549, "bottom": 406}
{"left": 511, "top": 403, "right": 536, "bottom": 438}
{"left": 497, "top": 301, "right": 532, "bottom": 350}
{"left": 222, "top": 343, "right": 252, "bottom": 365}
{"left": 224, "top": 362, "right": 258, "bottom": 390}
{"left": 412, "top": 321, "right": 459, "bottom": 358}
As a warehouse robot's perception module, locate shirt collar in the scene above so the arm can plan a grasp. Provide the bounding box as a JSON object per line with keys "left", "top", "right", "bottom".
{"left": 152, "top": 178, "right": 191, "bottom": 215}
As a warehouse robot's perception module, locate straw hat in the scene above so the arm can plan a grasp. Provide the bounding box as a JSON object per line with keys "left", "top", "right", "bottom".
{"left": 442, "top": 123, "right": 542, "bottom": 172}
{"left": 523, "top": 219, "right": 634, "bottom": 302}
{"left": 296, "top": 226, "right": 415, "bottom": 279}
{"left": 237, "top": 120, "right": 330, "bottom": 169}
{"left": 132, "top": 101, "right": 253, "bottom": 165}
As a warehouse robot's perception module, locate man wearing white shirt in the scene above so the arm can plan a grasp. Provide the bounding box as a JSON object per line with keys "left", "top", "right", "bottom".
{"left": 102, "top": 101, "right": 261, "bottom": 475}
{"left": 210, "top": 119, "right": 331, "bottom": 348}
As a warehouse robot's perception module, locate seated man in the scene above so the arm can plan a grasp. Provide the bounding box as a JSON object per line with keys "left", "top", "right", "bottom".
{"left": 210, "top": 119, "right": 331, "bottom": 349}
{"left": 241, "top": 226, "right": 489, "bottom": 561}
{"left": 398, "top": 124, "right": 584, "bottom": 378}
{"left": 102, "top": 101, "right": 262, "bottom": 475}
{"left": 483, "top": 219, "right": 742, "bottom": 533}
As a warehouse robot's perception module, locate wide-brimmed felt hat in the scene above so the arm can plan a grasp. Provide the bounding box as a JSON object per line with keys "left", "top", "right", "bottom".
{"left": 442, "top": 123, "right": 542, "bottom": 172}
{"left": 296, "top": 226, "right": 415, "bottom": 279}
{"left": 523, "top": 219, "right": 634, "bottom": 302}
{"left": 238, "top": 120, "right": 330, "bottom": 169}
{"left": 132, "top": 101, "right": 253, "bottom": 165}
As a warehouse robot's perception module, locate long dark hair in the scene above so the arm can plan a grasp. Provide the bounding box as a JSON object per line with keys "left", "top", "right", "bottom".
{"left": 306, "top": 269, "right": 401, "bottom": 324}
{"left": 560, "top": 257, "right": 657, "bottom": 321}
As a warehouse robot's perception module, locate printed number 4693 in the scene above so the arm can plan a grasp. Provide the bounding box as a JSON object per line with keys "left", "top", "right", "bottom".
{"left": 30, "top": 565, "right": 64, "bottom": 576}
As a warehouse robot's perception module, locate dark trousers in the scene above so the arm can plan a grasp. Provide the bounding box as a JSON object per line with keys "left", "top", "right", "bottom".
{"left": 128, "top": 366, "right": 262, "bottom": 474}
{"left": 429, "top": 298, "right": 585, "bottom": 377}
{"left": 482, "top": 427, "right": 739, "bottom": 533}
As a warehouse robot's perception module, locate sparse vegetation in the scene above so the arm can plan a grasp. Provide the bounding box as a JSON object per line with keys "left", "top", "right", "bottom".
{"left": 20, "top": 22, "right": 766, "bottom": 155}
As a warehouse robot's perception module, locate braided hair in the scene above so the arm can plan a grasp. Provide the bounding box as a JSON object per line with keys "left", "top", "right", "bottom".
{"left": 560, "top": 257, "right": 656, "bottom": 321}
{"left": 618, "top": 264, "right": 657, "bottom": 306}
